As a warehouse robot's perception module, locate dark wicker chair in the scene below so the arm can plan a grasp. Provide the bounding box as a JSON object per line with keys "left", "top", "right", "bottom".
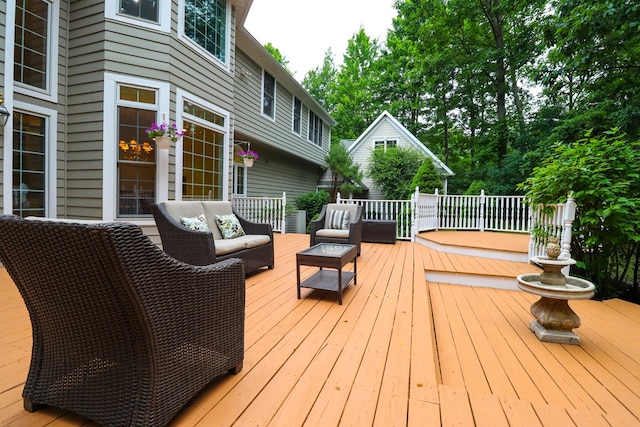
{"left": 0, "top": 215, "right": 245, "bottom": 427}
{"left": 151, "top": 202, "right": 274, "bottom": 275}
{"left": 310, "top": 203, "right": 363, "bottom": 255}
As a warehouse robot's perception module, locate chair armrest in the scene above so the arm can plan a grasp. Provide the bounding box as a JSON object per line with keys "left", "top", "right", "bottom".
{"left": 309, "top": 206, "right": 328, "bottom": 235}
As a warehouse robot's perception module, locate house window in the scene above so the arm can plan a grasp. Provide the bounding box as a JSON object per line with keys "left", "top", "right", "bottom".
{"left": 14, "top": 0, "right": 49, "bottom": 90}
{"left": 233, "top": 163, "right": 246, "bottom": 196}
{"left": 184, "top": 0, "right": 227, "bottom": 62}
{"left": 119, "top": 0, "right": 158, "bottom": 22}
{"left": 308, "top": 111, "right": 323, "bottom": 146}
{"left": 292, "top": 97, "right": 302, "bottom": 134}
{"left": 117, "top": 86, "right": 157, "bottom": 217}
{"left": 374, "top": 138, "right": 398, "bottom": 151}
{"left": 263, "top": 71, "right": 276, "bottom": 119}
{"left": 181, "top": 101, "right": 226, "bottom": 200}
{"left": 12, "top": 112, "right": 47, "bottom": 218}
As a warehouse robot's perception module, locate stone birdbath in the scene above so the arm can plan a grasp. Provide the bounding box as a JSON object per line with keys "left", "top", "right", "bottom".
{"left": 516, "top": 238, "right": 595, "bottom": 345}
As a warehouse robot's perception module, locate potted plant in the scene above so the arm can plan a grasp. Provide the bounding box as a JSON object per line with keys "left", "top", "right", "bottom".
{"left": 236, "top": 149, "right": 259, "bottom": 167}
{"left": 146, "top": 117, "right": 184, "bottom": 149}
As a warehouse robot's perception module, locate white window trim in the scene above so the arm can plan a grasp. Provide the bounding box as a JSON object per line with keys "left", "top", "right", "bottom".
{"left": 3, "top": 102, "right": 58, "bottom": 217}
{"left": 232, "top": 163, "right": 248, "bottom": 197}
{"left": 103, "top": 73, "right": 170, "bottom": 222}
{"left": 291, "top": 95, "right": 302, "bottom": 136}
{"left": 175, "top": 88, "right": 231, "bottom": 201}
{"left": 11, "top": 0, "right": 60, "bottom": 103}
{"left": 373, "top": 138, "right": 398, "bottom": 151}
{"left": 177, "top": 0, "right": 231, "bottom": 71}
{"left": 261, "top": 69, "right": 276, "bottom": 121}
{"left": 308, "top": 110, "right": 323, "bottom": 146}
{"left": 105, "top": 0, "right": 171, "bottom": 32}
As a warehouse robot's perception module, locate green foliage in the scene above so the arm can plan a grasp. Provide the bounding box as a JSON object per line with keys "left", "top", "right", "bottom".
{"left": 367, "top": 147, "right": 424, "bottom": 199}
{"left": 295, "top": 191, "right": 330, "bottom": 226}
{"left": 324, "top": 143, "right": 363, "bottom": 202}
{"left": 409, "top": 159, "right": 443, "bottom": 194}
{"left": 263, "top": 42, "right": 292, "bottom": 74}
{"left": 519, "top": 129, "right": 640, "bottom": 299}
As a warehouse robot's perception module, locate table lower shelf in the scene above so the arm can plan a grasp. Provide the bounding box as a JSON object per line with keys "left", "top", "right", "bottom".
{"left": 299, "top": 269, "right": 355, "bottom": 292}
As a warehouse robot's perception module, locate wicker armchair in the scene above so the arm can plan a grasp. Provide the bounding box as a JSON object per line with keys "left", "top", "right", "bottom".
{"left": 0, "top": 215, "right": 245, "bottom": 427}
{"left": 310, "top": 203, "right": 363, "bottom": 255}
{"left": 152, "top": 201, "right": 274, "bottom": 274}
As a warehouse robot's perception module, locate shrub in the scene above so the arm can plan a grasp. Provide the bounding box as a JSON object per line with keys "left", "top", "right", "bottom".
{"left": 295, "top": 190, "right": 330, "bottom": 228}
{"left": 519, "top": 129, "right": 640, "bottom": 300}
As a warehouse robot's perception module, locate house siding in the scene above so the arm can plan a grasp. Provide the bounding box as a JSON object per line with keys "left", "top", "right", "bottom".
{"left": 2, "top": 0, "right": 333, "bottom": 230}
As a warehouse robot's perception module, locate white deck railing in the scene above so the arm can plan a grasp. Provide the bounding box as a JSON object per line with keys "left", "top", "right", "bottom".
{"left": 231, "top": 190, "right": 576, "bottom": 264}
{"left": 231, "top": 193, "right": 287, "bottom": 233}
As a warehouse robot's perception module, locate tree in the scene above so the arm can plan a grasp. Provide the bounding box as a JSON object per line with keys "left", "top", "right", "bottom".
{"left": 367, "top": 147, "right": 424, "bottom": 200}
{"left": 519, "top": 129, "right": 640, "bottom": 300}
{"left": 264, "top": 42, "right": 292, "bottom": 74}
{"left": 302, "top": 49, "right": 338, "bottom": 115}
{"left": 332, "top": 28, "right": 382, "bottom": 140}
{"left": 324, "top": 143, "right": 363, "bottom": 202}
{"left": 409, "top": 159, "right": 443, "bottom": 194}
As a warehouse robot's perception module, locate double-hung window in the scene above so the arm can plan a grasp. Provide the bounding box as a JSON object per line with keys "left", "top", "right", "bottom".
{"left": 262, "top": 71, "right": 276, "bottom": 119}
{"left": 116, "top": 85, "right": 158, "bottom": 217}
{"left": 308, "top": 111, "right": 323, "bottom": 146}
{"left": 292, "top": 97, "right": 302, "bottom": 135}
{"left": 12, "top": 112, "right": 47, "bottom": 217}
{"left": 183, "top": 0, "right": 228, "bottom": 63}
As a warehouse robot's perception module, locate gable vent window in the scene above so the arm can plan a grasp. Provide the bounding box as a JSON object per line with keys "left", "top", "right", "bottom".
{"left": 374, "top": 138, "right": 397, "bottom": 151}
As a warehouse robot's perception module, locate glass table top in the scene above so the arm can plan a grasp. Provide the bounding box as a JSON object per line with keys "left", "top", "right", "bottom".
{"left": 300, "top": 243, "right": 355, "bottom": 257}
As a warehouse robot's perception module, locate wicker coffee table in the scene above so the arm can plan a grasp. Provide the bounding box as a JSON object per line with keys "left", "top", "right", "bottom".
{"left": 296, "top": 243, "right": 357, "bottom": 305}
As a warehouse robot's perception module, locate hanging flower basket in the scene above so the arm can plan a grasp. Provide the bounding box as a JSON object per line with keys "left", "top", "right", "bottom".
{"left": 236, "top": 149, "right": 259, "bottom": 167}
{"left": 146, "top": 115, "right": 184, "bottom": 149}
{"left": 154, "top": 135, "right": 171, "bottom": 149}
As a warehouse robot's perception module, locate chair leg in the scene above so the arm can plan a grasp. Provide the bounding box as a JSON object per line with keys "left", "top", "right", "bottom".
{"left": 228, "top": 361, "right": 243, "bottom": 375}
{"left": 24, "top": 398, "right": 43, "bottom": 412}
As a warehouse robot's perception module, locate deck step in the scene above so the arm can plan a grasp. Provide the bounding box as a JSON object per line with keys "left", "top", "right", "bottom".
{"left": 415, "top": 231, "right": 530, "bottom": 263}
{"left": 415, "top": 231, "right": 538, "bottom": 290}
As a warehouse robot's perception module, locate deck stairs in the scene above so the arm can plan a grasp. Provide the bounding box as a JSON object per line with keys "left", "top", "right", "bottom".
{"left": 414, "top": 231, "right": 539, "bottom": 290}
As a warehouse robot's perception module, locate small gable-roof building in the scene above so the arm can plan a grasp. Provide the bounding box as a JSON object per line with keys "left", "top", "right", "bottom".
{"left": 345, "top": 111, "right": 454, "bottom": 199}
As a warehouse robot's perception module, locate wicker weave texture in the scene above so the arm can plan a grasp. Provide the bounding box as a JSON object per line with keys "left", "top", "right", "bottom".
{"left": 0, "top": 215, "right": 245, "bottom": 426}
{"left": 151, "top": 202, "right": 274, "bottom": 274}
{"left": 310, "top": 205, "right": 363, "bottom": 255}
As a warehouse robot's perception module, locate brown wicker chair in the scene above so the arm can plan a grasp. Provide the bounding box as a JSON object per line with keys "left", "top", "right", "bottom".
{"left": 0, "top": 215, "right": 245, "bottom": 427}
{"left": 151, "top": 201, "right": 274, "bottom": 274}
{"left": 310, "top": 203, "right": 363, "bottom": 255}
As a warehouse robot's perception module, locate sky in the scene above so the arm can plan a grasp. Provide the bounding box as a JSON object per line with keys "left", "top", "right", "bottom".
{"left": 244, "top": 0, "right": 397, "bottom": 81}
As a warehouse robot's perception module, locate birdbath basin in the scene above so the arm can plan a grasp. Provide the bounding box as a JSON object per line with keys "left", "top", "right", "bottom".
{"left": 517, "top": 255, "right": 595, "bottom": 345}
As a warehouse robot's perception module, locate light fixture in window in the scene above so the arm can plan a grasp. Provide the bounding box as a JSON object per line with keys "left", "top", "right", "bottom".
{"left": 0, "top": 94, "right": 10, "bottom": 127}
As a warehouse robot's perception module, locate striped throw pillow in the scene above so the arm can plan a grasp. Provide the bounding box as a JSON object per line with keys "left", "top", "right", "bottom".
{"left": 327, "top": 209, "right": 351, "bottom": 230}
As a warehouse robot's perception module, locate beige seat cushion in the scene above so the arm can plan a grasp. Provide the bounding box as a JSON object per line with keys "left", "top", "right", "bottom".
{"left": 315, "top": 229, "right": 350, "bottom": 239}
{"left": 214, "top": 234, "right": 271, "bottom": 255}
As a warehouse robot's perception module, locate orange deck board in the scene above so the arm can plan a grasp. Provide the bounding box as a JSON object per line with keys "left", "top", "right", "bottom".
{"left": 1, "top": 232, "right": 639, "bottom": 426}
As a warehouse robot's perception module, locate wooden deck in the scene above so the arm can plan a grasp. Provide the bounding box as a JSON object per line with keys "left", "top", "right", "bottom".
{"left": 1, "top": 232, "right": 640, "bottom": 426}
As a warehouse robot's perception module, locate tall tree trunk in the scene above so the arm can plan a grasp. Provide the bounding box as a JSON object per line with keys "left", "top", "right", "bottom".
{"left": 481, "top": 0, "right": 508, "bottom": 163}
